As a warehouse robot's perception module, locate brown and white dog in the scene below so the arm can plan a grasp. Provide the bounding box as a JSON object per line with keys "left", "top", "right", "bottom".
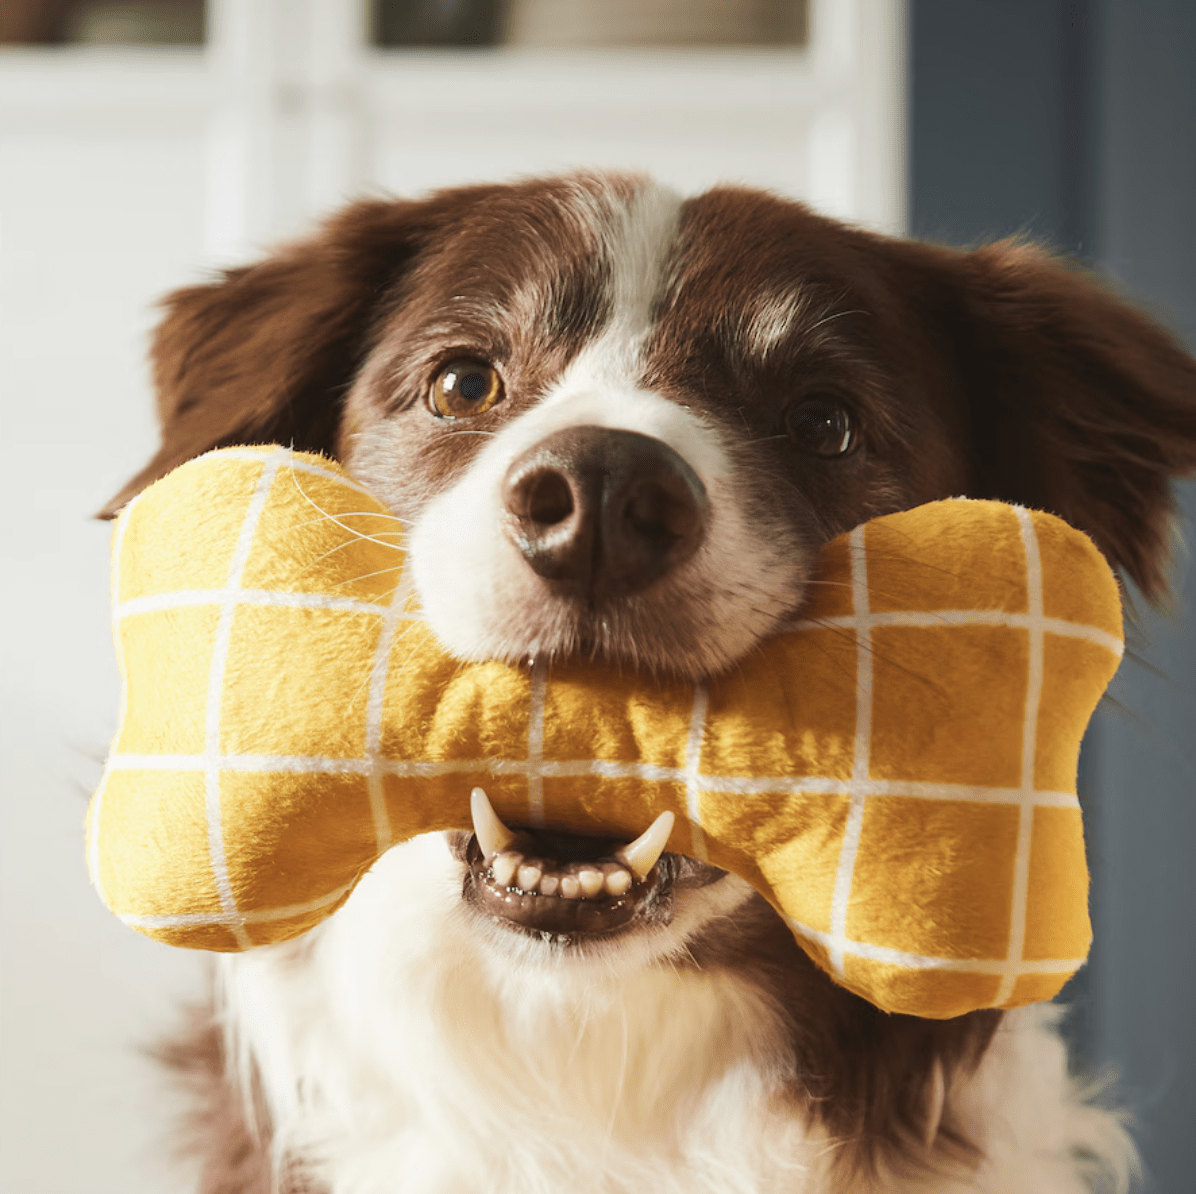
{"left": 107, "top": 174, "right": 1196, "bottom": 1193}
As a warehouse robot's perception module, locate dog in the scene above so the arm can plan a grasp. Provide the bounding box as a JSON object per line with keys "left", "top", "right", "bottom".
{"left": 106, "top": 174, "right": 1196, "bottom": 1193}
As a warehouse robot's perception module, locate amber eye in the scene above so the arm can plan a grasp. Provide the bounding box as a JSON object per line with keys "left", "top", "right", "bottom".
{"left": 430, "top": 359, "right": 504, "bottom": 418}
{"left": 786, "top": 396, "right": 856, "bottom": 457}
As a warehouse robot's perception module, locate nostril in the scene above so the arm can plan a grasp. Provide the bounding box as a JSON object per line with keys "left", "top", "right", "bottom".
{"left": 518, "top": 469, "right": 574, "bottom": 526}
{"left": 502, "top": 459, "right": 593, "bottom": 588}
{"left": 624, "top": 482, "right": 700, "bottom": 544}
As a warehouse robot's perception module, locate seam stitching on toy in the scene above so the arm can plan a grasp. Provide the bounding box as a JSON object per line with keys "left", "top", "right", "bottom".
{"left": 114, "top": 590, "right": 393, "bottom": 619}
{"left": 526, "top": 658, "right": 548, "bottom": 827}
{"left": 994, "top": 508, "right": 1046, "bottom": 1006}
{"left": 828, "top": 524, "right": 873, "bottom": 978}
{"left": 111, "top": 597, "right": 1122, "bottom": 661}
{"left": 782, "top": 610, "right": 1121, "bottom": 656}
{"left": 785, "top": 919, "right": 1084, "bottom": 974}
{"left": 202, "top": 449, "right": 288, "bottom": 948}
{"left": 684, "top": 684, "right": 710, "bottom": 860}
{"left": 213, "top": 447, "right": 376, "bottom": 497}
{"left": 119, "top": 879, "right": 355, "bottom": 930}
{"left": 98, "top": 752, "right": 1083, "bottom": 807}
{"left": 363, "top": 558, "right": 416, "bottom": 854}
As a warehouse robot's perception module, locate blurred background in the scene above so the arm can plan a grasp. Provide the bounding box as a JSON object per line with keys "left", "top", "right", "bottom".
{"left": 0, "top": 2, "right": 1191, "bottom": 1191}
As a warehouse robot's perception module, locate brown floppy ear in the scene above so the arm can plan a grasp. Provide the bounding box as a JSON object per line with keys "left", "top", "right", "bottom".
{"left": 915, "top": 240, "right": 1196, "bottom": 601}
{"left": 100, "top": 187, "right": 496, "bottom": 517}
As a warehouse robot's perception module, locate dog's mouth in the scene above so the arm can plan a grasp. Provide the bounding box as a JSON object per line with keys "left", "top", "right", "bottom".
{"left": 454, "top": 789, "right": 713, "bottom": 941}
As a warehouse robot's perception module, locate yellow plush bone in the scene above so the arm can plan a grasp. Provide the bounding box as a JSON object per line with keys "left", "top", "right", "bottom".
{"left": 88, "top": 446, "right": 1123, "bottom": 1018}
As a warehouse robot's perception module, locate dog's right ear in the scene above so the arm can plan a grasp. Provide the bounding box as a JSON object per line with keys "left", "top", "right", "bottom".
{"left": 897, "top": 238, "right": 1196, "bottom": 601}
{"left": 100, "top": 188, "right": 495, "bottom": 518}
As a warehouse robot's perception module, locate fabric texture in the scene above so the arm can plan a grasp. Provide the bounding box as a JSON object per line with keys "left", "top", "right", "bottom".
{"left": 88, "top": 446, "right": 1123, "bottom": 1018}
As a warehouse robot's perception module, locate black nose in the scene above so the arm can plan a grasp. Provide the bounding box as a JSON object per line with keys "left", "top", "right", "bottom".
{"left": 501, "top": 426, "right": 708, "bottom": 601}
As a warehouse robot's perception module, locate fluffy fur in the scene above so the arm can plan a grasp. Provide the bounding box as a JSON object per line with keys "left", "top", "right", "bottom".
{"left": 115, "top": 173, "right": 1196, "bottom": 1192}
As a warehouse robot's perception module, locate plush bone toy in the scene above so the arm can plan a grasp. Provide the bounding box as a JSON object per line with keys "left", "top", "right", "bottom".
{"left": 88, "top": 446, "right": 1123, "bottom": 1018}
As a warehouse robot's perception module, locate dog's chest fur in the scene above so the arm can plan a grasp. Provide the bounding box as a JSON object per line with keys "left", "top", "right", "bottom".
{"left": 209, "top": 844, "right": 1130, "bottom": 1194}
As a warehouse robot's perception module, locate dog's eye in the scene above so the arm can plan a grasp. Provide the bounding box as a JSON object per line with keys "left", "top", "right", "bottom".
{"left": 430, "top": 360, "right": 504, "bottom": 418}
{"left": 786, "top": 397, "right": 856, "bottom": 457}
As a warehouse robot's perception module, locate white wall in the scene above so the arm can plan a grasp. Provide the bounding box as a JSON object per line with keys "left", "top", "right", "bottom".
{"left": 0, "top": 3, "right": 905, "bottom": 1189}
{"left": 0, "top": 50, "right": 212, "bottom": 1194}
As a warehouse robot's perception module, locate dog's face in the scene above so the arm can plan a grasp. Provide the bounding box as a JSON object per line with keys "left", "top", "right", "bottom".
{"left": 114, "top": 174, "right": 1196, "bottom": 1171}
{"left": 338, "top": 178, "right": 970, "bottom": 680}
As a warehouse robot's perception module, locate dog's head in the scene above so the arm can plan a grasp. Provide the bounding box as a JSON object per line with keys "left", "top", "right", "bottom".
{"left": 113, "top": 174, "right": 1196, "bottom": 1164}
{"left": 109, "top": 173, "right": 1196, "bottom": 622}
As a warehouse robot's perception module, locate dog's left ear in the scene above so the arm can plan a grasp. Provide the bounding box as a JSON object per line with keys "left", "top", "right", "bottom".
{"left": 99, "top": 186, "right": 499, "bottom": 518}
{"left": 911, "top": 240, "right": 1196, "bottom": 601}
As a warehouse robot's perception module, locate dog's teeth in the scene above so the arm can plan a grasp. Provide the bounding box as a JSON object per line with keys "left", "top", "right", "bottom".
{"left": 577, "top": 867, "right": 604, "bottom": 898}
{"left": 491, "top": 852, "right": 521, "bottom": 888}
{"left": 539, "top": 874, "right": 560, "bottom": 896}
{"left": 604, "top": 867, "right": 632, "bottom": 896}
{"left": 470, "top": 787, "right": 516, "bottom": 859}
{"left": 615, "top": 811, "right": 675, "bottom": 880}
{"left": 517, "top": 863, "right": 542, "bottom": 891}
{"left": 559, "top": 875, "right": 582, "bottom": 899}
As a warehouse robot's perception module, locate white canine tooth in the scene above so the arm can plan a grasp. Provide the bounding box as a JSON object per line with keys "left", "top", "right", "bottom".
{"left": 517, "top": 863, "right": 542, "bottom": 891}
{"left": 540, "top": 875, "right": 560, "bottom": 896}
{"left": 470, "top": 787, "right": 516, "bottom": 859}
{"left": 615, "top": 810, "right": 675, "bottom": 879}
{"left": 577, "top": 867, "right": 604, "bottom": 898}
{"left": 560, "top": 875, "right": 581, "bottom": 899}
{"left": 604, "top": 869, "right": 632, "bottom": 896}
{"left": 491, "top": 852, "right": 521, "bottom": 887}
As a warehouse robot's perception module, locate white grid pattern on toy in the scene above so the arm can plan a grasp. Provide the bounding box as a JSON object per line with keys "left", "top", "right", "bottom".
{"left": 92, "top": 448, "right": 1116, "bottom": 1007}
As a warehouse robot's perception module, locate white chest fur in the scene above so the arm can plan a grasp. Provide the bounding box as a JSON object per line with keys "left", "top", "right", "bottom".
{"left": 218, "top": 837, "right": 1134, "bottom": 1194}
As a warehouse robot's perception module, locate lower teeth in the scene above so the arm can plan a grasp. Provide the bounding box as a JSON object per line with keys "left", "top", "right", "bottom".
{"left": 488, "top": 856, "right": 633, "bottom": 899}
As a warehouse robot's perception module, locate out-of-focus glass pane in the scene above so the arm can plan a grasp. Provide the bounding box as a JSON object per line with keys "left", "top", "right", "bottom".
{"left": 372, "top": 0, "right": 809, "bottom": 49}
{"left": 0, "top": 0, "right": 205, "bottom": 45}
{"left": 374, "top": 0, "right": 505, "bottom": 47}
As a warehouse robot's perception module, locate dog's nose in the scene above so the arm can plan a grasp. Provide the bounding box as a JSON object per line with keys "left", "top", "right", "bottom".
{"left": 501, "top": 425, "right": 708, "bottom": 600}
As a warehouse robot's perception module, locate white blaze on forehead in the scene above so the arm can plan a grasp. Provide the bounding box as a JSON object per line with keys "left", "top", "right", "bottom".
{"left": 601, "top": 182, "right": 684, "bottom": 339}
{"left": 575, "top": 179, "right": 684, "bottom": 385}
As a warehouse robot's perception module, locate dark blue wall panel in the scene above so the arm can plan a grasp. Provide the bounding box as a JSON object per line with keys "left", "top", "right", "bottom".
{"left": 909, "top": 0, "right": 1097, "bottom": 254}
{"left": 910, "top": 4, "right": 1196, "bottom": 1191}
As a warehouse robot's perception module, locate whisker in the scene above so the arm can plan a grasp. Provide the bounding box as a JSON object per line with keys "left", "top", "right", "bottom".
{"left": 284, "top": 471, "right": 410, "bottom": 559}
{"left": 287, "top": 507, "right": 410, "bottom": 530}
{"left": 330, "top": 565, "right": 406, "bottom": 590}
{"left": 301, "top": 535, "right": 405, "bottom": 576}
{"left": 419, "top": 429, "right": 498, "bottom": 455}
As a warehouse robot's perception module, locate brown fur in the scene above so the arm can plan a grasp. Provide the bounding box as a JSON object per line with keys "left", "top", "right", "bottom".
{"left": 683, "top": 894, "right": 1000, "bottom": 1172}
{"left": 156, "top": 1010, "right": 294, "bottom": 1194}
